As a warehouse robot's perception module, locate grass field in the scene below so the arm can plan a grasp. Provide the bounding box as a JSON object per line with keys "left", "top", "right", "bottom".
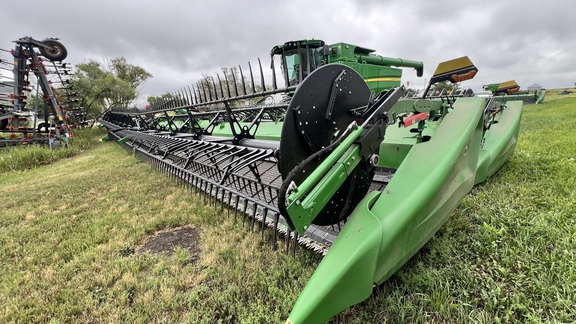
{"left": 1, "top": 91, "right": 575, "bottom": 323}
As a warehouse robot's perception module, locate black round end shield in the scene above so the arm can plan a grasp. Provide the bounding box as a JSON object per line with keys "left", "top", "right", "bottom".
{"left": 279, "top": 64, "right": 373, "bottom": 226}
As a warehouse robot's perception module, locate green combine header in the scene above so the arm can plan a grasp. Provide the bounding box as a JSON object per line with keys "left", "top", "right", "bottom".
{"left": 100, "top": 39, "right": 523, "bottom": 323}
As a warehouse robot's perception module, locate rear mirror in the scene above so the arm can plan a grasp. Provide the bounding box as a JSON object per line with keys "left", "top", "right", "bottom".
{"left": 416, "top": 66, "right": 423, "bottom": 78}
{"left": 323, "top": 44, "right": 330, "bottom": 56}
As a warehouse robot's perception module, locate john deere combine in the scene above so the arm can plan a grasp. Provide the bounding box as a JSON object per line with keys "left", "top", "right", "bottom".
{"left": 100, "top": 39, "right": 523, "bottom": 323}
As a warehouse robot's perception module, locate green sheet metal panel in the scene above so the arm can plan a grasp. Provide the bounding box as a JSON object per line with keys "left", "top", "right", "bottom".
{"left": 288, "top": 98, "right": 486, "bottom": 323}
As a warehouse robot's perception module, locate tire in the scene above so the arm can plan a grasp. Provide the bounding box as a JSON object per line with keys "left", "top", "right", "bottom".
{"left": 39, "top": 39, "right": 67, "bottom": 61}
{"left": 0, "top": 118, "right": 7, "bottom": 131}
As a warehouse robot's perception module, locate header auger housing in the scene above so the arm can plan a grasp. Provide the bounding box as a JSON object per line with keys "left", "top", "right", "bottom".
{"left": 101, "top": 40, "right": 523, "bottom": 323}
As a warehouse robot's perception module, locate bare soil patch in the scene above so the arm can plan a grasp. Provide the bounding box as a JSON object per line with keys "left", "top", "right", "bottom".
{"left": 137, "top": 226, "right": 201, "bottom": 263}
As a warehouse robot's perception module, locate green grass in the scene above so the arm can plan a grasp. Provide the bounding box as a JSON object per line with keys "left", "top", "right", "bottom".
{"left": 1, "top": 91, "right": 575, "bottom": 323}
{"left": 0, "top": 127, "right": 107, "bottom": 173}
{"left": 0, "top": 140, "right": 320, "bottom": 323}
{"left": 337, "top": 90, "right": 576, "bottom": 323}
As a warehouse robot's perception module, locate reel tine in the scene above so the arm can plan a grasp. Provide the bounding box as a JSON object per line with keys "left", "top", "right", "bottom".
{"left": 271, "top": 58, "right": 277, "bottom": 90}
{"left": 257, "top": 58, "right": 266, "bottom": 92}
{"left": 248, "top": 61, "right": 256, "bottom": 94}
{"left": 181, "top": 89, "right": 189, "bottom": 106}
{"left": 211, "top": 76, "right": 219, "bottom": 100}
{"left": 201, "top": 80, "right": 209, "bottom": 103}
{"left": 197, "top": 82, "right": 205, "bottom": 103}
{"left": 223, "top": 69, "right": 232, "bottom": 99}
{"left": 238, "top": 65, "right": 247, "bottom": 96}
{"left": 206, "top": 77, "right": 218, "bottom": 101}
{"left": 194, "top": 83, "right": 202, "bottom": 104}
{"left": 217, "top": 73, "right": 225, "bottom": 99}
{"left": 231, "top": 67, "right": 239, "bottom": 97}
{"left": 189, "top": 85, "right": 196, "bottom": 105}
{"left": 206, "top": 79, "right": 214, "bottom": 102}
{"left": 161, "top": 97, "right": 167, "bottom": 110}
{"left": 170, "top": 92, "right": 176, "bottom": 108}
{"left": 182, "top": 87, "right": 194, "bottom": 107}
{"left": 186, "top": 86, "right": 196, "bottom": 106}
{"left": 198, "top": 84, "right": 205, "bottom": 105}
{"left": 188, "top": 85, "right": 196, "bottom": 105}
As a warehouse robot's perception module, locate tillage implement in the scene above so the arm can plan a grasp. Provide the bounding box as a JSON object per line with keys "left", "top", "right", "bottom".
{"left": 100, "top": 39, "right": 523, "bottom": 323}
{"left": 0, "top": 37, "right": 83, "bottom": 147}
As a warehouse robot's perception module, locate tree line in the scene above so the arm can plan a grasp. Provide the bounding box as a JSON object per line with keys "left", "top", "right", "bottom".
{"left": 69, "top": 57, "right": 152, "bottom": 119}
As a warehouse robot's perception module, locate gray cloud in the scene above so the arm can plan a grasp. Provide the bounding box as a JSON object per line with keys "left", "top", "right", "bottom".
{"left": 1, "top": 0, "right": 574, "bottom": 106}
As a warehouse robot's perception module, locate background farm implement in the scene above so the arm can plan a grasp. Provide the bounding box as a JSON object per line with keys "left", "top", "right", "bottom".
{"left": 0, "top": 37, "right": 84, "bottom": 148}
{"left": 101, "top": 39, "right": 523, "bottom": 323}
{"left": 483, "top": 80, "right": 546, "bottom": 104}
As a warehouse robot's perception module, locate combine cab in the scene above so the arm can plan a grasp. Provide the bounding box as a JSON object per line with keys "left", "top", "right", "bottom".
{"left": 271, "top": 39, "right": 423, "bottom": 94}
{"left": 100, "top": 40, "right": 523, "bottom": 323}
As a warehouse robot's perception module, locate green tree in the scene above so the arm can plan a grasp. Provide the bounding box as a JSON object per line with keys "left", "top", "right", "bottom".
{"left": 430, "top": 81, "right": 460, "bottom": 95}
{"left": 109, "top": 57, "right": 152, "bottom": 93}
{"left": 69, "top": 57, "right": 152, "bottom": 119}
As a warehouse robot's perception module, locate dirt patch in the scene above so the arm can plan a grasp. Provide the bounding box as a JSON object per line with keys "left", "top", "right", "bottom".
{"left": 137, "top": 226, "right": 201, "bottom": 264}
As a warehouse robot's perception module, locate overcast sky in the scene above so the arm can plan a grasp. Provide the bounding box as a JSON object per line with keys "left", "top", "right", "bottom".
{"left": 0, "top": 0, "right": 574, "bottom": 107}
